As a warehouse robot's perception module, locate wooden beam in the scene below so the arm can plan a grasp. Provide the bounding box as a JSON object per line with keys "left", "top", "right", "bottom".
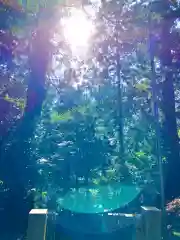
{"left": 27, "top": 209, "right": 48, "bottom": 240}
{"left": 136, "top": 206, "right": 161, "bottom": 240}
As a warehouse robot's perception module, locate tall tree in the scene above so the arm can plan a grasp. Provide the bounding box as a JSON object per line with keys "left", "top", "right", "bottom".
{"left": 158, "top": 0, "right": 180, "bottom": 201}
{"left": 0, "top": 5, "right": 55, "bottom": 235}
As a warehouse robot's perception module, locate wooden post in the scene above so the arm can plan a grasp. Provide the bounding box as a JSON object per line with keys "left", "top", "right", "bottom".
{"left": 46, "top": 211, "right": 56, "bottom": 240}
{"left": 136, "top": 206, "right": 161, "bottom": 240}
{"left": 27, "top": 209, "right": 48, "bottom": 240}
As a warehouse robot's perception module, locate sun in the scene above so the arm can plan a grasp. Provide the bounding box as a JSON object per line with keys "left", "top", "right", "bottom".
{"left": 61, "top": 8, "right": 95, "bottom": 55}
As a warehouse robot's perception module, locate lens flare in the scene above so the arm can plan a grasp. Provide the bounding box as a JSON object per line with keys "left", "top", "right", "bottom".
{"left": 61, "top": 8, "right": 94, "bottom": 54}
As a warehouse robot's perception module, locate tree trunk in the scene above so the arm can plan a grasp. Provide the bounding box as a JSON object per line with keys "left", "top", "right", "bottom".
{"left": 161, "top": 14, "right": 180, "bottom": 201}
{"left": 0, "top": 20, "right": 52, "bottom": 235}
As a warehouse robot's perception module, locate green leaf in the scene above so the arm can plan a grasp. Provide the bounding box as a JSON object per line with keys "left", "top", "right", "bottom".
{"left": 178, "top": 128, "right": 180, "bottom": 138}
{"left": 42, "top": 191, "right": 47, "bottom": 198}
{"left": 50, "top": 111, "right": 73, "bottom": 123}
{"left": 50, "top": 105, "right": 89, "bottom": 123}
{"left": 135, "top": 151, "right": 146, "bottom": 157}
{"left": 3, "top": 94, "right": 25, "bottom": 109}
{"left": 135, "top": 83, "right": 149, "bottom": 92}
{"left": 92, "top": 178, "right": 100, "bottom": 185}
{"left": 162, "top": 156, "right": 166, "bottom": 162}
{"left": 172, "top": 231, "right": 180, "bottom": 237}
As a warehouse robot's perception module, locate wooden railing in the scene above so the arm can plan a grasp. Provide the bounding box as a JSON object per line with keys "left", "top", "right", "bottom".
{"left": 26, "top": 206, "right": 161, "bottom": 240}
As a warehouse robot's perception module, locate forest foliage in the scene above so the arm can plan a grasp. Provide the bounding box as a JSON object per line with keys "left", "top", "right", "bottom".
{"left": 0, "top": 0, "right": 180, "bottom": 236}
